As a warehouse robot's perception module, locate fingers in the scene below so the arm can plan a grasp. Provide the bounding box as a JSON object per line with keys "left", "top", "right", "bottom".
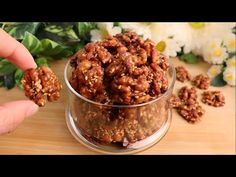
{"left": 0, "top": 100, "right": 38, "bottom": 135}
{"left": 0, "top": 28, "right": 37, "bottom": 70}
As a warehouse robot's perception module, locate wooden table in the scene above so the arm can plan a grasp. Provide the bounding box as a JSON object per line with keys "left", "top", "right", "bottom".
{"left": 0, "top": 58, "right": 235, "bottom": 154}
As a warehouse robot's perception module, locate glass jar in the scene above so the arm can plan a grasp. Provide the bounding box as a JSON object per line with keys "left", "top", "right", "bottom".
{"left": 64, "top": 60, "right": 176, "bottom": 154}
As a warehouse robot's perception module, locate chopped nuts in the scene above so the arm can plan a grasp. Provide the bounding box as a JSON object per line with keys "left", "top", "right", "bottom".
{"left": 21, "top": 66, "right": 62, "bottom": 107}
{"left": 202, "top": 91, "right": 225, "bottom": 107}
{"left": 175, "top": 66, "right": 191, "bottom": 82}
{"left": 192, "top": 74, "right": 210, "bottom": 90}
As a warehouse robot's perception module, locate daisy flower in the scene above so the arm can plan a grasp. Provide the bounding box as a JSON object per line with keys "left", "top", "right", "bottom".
{"left": 223, "top": 33, "right": 236, "bottom": 53}
{"left": 186, "top": 22, "right": 208, "bottom": 55}
{"left": 226, "top": 56, "right": 236, "bottom": 68}
{"left": 149, "top": 23, "right": 184, "bottom": 57}
{"left": 155, "top": 37, "right": 182, "bottom": 57}
{"left": 90, "top": 22, "right": 122, "bottom": 42}
{"left": 120, "top": 22, "right": 152, "bottom": 39}
{"left": 190, "top": 23, "right": 235, "bottom": 56}
{"left": 223, "top": 67, "right": 236, "bottom": 86}
{"left": 202, "top": 38, "right": 228, "bottom": 64}
{"left": 207, "top": 65, "right": 223, "bottom": 78}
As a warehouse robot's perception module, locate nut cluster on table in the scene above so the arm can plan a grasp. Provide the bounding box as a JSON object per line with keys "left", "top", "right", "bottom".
{"left": 169, "top": 65, "right": 225, "bottom": 123}
{"left": 192, "top": 74, "right": 210, "bottom": 90}
{"left": 202, "top": 91, "right": 225, "bottom": 107}
{"left": 175, "top": 66, "right": 191, "bottom": 82}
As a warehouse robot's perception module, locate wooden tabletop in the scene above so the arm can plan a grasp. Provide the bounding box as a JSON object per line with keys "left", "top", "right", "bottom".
{"left": 0, "top": 58, "right": 235, "bottom": 154}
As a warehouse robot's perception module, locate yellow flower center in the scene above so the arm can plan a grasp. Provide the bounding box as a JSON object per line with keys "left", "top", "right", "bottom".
{"left": 101, "top": 30, "right": 109, "bottom": 39}
{"left": 189, "top": 23, "right": 205, "bottom": 29}
{"left": 225, "top": 73, "right": 233, "bottom": 81}
{"left": 213, "top": 48, "right": 222, "bottom": 57}
{"left": 156, "top": 41, "right": 166, "bottom": 52}
{"left": 228, "top": 39, "right": 235, "bottom": 48}
{"left": 227, "top": 59, "right": 236, "bottom": 67}
{"left": 210, "top": 67, "right": 219, "bottom": 75}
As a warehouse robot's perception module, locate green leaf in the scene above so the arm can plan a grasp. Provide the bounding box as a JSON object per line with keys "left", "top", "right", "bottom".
{"left": 36, "top": 57, "right": 49, "bottom": 67}
{"left": 179, "top": 52, "right": 199, "bottom": 64}
{"left": 232, "top": 26, "right": 236, "bottom": 34}
{"left": 228, "top": 52, "right": 236, "bottom": 59}
{"left": 22, "top": 32, "right": 42, "bottom": 55}
{"left": 177, "top": 47, "right": 184, "bottom": 56}
{"left": 14, "top": 69, "right": 24, "bottom": 89}
{"left": 45, "top": 25, "right": 64, "bottom": 33}
{"left": 211, "top": 72, "right": 227, "bottom": 87}
{"left": 4, "top": 22, "right": 40, "bottom": 40}
{"left": 45, "top": 24, "right": 78, "bottom": 40}
{"left": 74, "top": 42, "right": 85, "bottom": 51}
{"left": 40, "top": 39, "right": 73, "bottom": 59}
{"left": 0, "top": 76, "right": 3, "bottom": 86}
{"left": 4, "top": 73, "right": 15, "bottom": 89}
{"left": 114, "top": 22, "right": 121, "bottom": 27}
{"left": 76, "top": 22, "right": 97, "bottom": 41}
{"left": 0, "top": 60, "right": 17, "bottom": 76}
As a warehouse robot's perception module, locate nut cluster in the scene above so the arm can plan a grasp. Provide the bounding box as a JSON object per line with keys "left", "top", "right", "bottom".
{"left": 192, "top": 74, "right": 210, "bottom": 90}
{"left": 69, "top": 31, "right": 171, "bottom": 145}
{"left": 169, "top": 94, "right": 182, "bottom": 108}
{"left": 70, "top": 31, "right": 169, "bottom": 105}
{"left": 169, "top": 86, "right": 205, "bottom": 123}
{"left": 175, "top": 66, "right": 191, "bottom": 82}
{"left": 21, "top": 66, "right": 62, "bottom": 107}
{"left": 202, "top": 91, "right": 225, "bottom": 107}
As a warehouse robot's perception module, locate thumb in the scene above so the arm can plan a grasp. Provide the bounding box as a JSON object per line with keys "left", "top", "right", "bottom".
{"left": 0, "top": 100, "right": 38, "bottom": 135}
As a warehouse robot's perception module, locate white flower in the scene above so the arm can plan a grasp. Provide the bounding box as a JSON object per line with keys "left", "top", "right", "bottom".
{"left": 202, "top": 38, "right": 228, "bottom": 64}
{"left": 90, "top": 22, "right": 122, "bottom": 42}
{"left": 190, "top": 23, "right": 235, "bottom": 56}
{"left": 186, "top": 23, "right": 208, "bottom": 55}
{"left": 149, "top": 23, "right": 184, "bottom": 57}
{"left": 207, "top": 65, "right": 223, "bottom": 78}
{"left": 223, "top": 67, "right": 236, "bottom": 86}
{"left": 223, "top": 33, "right": 236, "bottom": 53}
{"left": 226, "top": 56, "right": 236, "bottom": 68}
{"left": 120, "top": 22, "right": 152, "bottom": 39}
{"left": 155, "top": 38, "right": 182, "bottom": 57}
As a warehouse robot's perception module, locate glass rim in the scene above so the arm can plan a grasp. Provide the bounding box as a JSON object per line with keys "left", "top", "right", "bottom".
{"left": 64, "top": 58, "right": 176, "bottom": 108}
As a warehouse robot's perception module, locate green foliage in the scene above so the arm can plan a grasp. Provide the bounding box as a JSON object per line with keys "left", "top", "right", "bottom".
{"left": 179, "top": 52, "right": 199, "bottom": 64}
{"left": 0, "top": 22, "right": 94, "bottom": 89}
{"left": 211, "top": 72, "right": 227, "bottom": 87}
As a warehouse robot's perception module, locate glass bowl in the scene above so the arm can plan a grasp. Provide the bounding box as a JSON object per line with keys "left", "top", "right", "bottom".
{"left": 64, "top": 59, "right": 176, "bottom": 154}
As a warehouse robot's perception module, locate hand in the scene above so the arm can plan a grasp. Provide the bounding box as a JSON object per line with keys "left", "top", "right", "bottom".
{"left": 0, "top": 28, "right": 38, "bottom": 135}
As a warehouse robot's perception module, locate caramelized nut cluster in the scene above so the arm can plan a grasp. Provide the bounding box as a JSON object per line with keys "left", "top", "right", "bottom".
{"left": 69, "top": 31, "right": 171, "bottom": 145}
{"left": 192, "top": 74, "right": 210, "bottom": 90}
{"left": 202, "top": 91, "right": 225, "bottom": 107}
{"left": 175, "top": 66, "right": 191, "bottom": 82}
{"left": 169, "top": 86, "right": 205, "bottom": 123}
{"left": 70, "top": 31, "right": 169, "bottom": 105}
{"left": 21, "top": 66, "right": 62, "bottom": 107}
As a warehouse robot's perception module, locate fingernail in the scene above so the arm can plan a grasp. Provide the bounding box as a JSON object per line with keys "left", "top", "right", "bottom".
{"left": 26, "top": 103, "right": 39, "bottom": 118}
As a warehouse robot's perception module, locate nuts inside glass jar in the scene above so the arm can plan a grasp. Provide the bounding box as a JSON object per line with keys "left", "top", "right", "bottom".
{"left": 69, "top": 31, "right": 172, "bottom": 146}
